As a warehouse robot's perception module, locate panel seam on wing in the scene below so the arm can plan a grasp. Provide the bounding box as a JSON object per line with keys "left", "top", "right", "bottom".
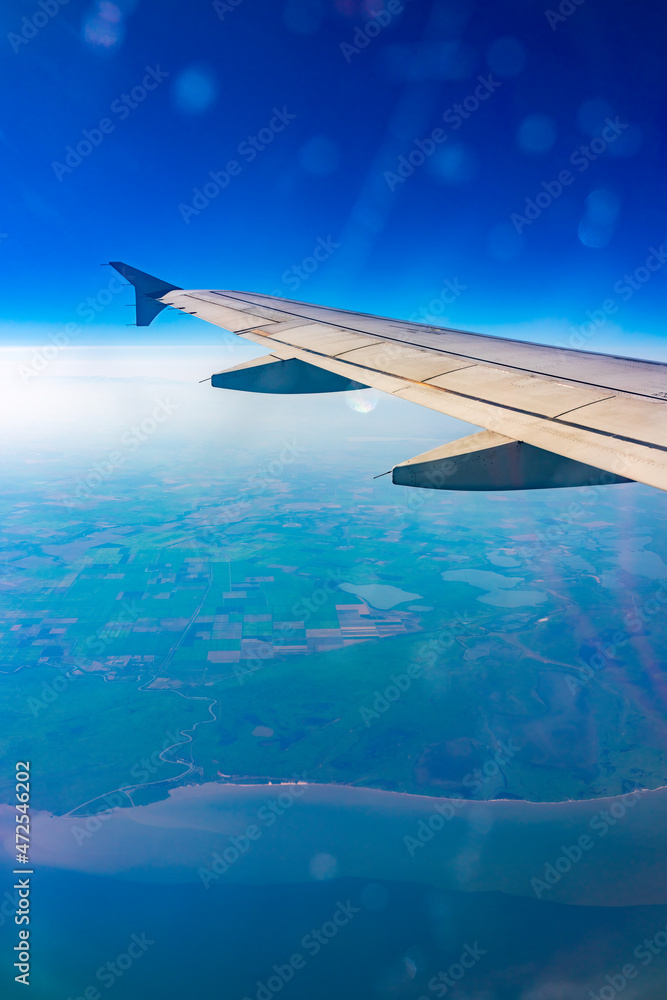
{"left": 207, "top": 291, "right": 667, "bottom": 393}
{"left": 551, "top": 395, "right": 617, "bottom": 419}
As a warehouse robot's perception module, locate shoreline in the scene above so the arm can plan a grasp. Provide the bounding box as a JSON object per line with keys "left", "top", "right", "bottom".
{"left": 1, "top": 779, "right": 665, "bottom": 906}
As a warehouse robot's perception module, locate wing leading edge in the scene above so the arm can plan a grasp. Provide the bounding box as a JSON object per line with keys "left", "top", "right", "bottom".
{"left": 109, "top": 261, "right": 667, "bottom": 493}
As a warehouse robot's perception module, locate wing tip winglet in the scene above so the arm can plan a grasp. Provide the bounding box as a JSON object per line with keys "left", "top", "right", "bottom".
{"left": 109, "top": 261, "right": 182, "bottom": 327}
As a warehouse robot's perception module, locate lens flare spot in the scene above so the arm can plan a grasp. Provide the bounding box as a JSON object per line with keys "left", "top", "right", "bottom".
{"left": 517, "top": 114, "right": 557, "bottom": 155}
{"left": 172, "top": 67, "right": 218, "bottom": 116}
{"left": 83, "top": 2, "right": 124, "bottom": 49}
{"left": 429, "top": 142, "right": 479, "bottom": 185}
{"left": 578, "top": 188, "right": 620, "bottom": 248}
{"left": 346, "top": 390, "right": 379, "bottom": 413}
{"left": 310, "top": 852, "right": 338, "bottom": 880}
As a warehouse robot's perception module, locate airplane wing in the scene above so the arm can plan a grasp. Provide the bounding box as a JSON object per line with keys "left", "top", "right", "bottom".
{"left": 109, "top": 261, "right": 667, "bottom": 493}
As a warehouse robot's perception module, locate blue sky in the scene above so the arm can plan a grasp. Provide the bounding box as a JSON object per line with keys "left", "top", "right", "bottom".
{"left": 1, "top": 0, "right": 666, "bottom": 355}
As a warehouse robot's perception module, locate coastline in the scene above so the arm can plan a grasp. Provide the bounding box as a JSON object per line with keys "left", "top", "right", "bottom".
{"left": 1, "top": 779, "right": 665, "bottom": 906}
